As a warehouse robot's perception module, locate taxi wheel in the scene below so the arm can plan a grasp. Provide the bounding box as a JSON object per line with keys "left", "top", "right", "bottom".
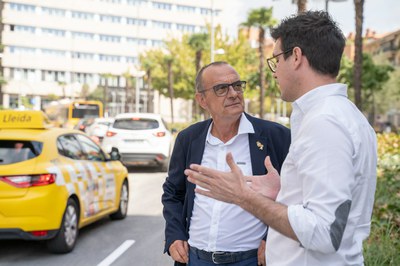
{"left": 110, "top": 179, "right": 129, "bottom": 220}
{"left": 47, "top": 199, "right": 79, "bottom": 253}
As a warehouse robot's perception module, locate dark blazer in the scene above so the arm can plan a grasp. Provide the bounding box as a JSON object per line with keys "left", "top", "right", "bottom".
{"left": 161, "top": 113, "right": 291, "bottom": 266}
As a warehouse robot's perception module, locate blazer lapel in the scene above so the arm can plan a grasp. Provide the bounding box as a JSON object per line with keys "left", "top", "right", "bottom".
{"left": 249, "top": 131, "right": 269, "bottom": 176}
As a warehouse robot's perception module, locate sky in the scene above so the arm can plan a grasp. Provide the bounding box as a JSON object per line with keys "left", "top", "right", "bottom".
{"left": 219, "top": 0, "right": 400, "bottom": 38}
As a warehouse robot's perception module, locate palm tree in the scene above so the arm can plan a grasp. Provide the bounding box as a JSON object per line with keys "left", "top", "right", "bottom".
{"left": 141, "top": 57, "right": 156, "bottom": 113}
{"left": 122, "top": 70, "right": 133, "bottom": 112}
{"left": 353, "top": 0, "right": 364, "bottom": 110}
{"left": 164, "top": 55, "right": 175, "bottom": 124}
{"left": 100, "top": 73, "right": 114, "bottom": 115}
{"left": 241, "top": 7, "right": 277, "bottom": 119}
{"left": 188, "top": 33, "right": 209, "bottom": 119}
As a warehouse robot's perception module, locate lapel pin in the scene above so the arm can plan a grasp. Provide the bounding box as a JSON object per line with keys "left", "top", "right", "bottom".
{"left": 256, "top": 141, "right": 264, "bottom": 150}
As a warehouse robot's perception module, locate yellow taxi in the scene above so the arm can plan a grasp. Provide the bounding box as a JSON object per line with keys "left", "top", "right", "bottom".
{"left": 0, "top": 110, "right": 129, "bottom": 253}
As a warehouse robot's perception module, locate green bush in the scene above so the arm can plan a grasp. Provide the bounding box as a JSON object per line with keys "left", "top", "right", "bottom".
{"left": 364, "top": 133, "right": 400, "bottom": 265}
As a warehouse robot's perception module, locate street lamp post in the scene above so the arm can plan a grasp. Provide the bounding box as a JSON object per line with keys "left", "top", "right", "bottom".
{"left": 210, "top": 0, "right": 215, "bottom": 62}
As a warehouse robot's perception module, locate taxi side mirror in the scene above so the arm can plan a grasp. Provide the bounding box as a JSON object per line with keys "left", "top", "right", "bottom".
{"left": 109, "top": 147, "right": 121, "bottom": 161}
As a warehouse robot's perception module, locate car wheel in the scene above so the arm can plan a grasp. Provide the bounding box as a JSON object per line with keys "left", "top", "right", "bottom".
{"left": 47, "top": 198, "right": 79, "bottom": 254}
{"left": 110, "top": 179, "right": 129, "bottom": 220}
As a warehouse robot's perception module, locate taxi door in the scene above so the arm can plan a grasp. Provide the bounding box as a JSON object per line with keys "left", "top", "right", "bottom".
{"left": 74, "top": 134, "right": 115, "bottom": 212}
{"left": 57, "top": 134, "right": 104, "bottom": 218}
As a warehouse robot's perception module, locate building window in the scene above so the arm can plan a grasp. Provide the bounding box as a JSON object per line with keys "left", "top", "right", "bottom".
{"left": 12, "top": 25, "right": 36, "bottom": 34}
{"left": 100, "top": 14, "right": 122, "bottom": 23}
{"left": 9, "top": 46, "right": 36, "bottom": 54}
{"left": 42, "top": 28, "right": 66, "bottom": 37}
{"left": 126, "top": 0, "right": 147, "bottom": 6}
{"left": 177, "top": 5, "right": 196, "bottom": 13}
{"left": 152, "top": 20, "right": 172, "bottom": 29}
{"left": 9, "top": 3, "right": 36, "bottom": 13}
{"left": 126, "top": 18, "right": 147, "bottom": 26}
{"left": 126, "top": 57, "right": 138, "bottom": 64}
{"left": 71, "top": 11, "right": 95, "bottom": 20}
{"left": 72, "top": 52, "right": 95, "bottom": 60}
{"left": 151, "top": 40, "right": 164, "bottom": 47}
{"left": 152, "top": 2, "right": 172, "bottom": 10}
{"left": 41, "top": 7, "right": 66, "bottom": 17}
{"left": 176, "top": 24, "right": 195, "bottom": 33}
{"left": 71, "top": 31, "right": 95, "bottom": 40}
{"left": 99, "top": 34, "right": 121, "bottom": 43}
{"left": 41, "top": 49, "right": 66, "bottom": 57}
{"left": 99, "top": 54, "right": 121, "bottom": 62}
{"left": 126, "top": 37, "right": 147, "bottom": 46}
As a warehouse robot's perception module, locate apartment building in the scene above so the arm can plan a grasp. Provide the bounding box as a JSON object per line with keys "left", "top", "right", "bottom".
{"left": 0, "top": 0, "right": 221, "bottom": 117}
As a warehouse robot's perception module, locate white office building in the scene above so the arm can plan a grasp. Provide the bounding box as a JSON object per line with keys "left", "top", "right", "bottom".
{"left": 0, "top": 0, "right": 221, "bottom": 119}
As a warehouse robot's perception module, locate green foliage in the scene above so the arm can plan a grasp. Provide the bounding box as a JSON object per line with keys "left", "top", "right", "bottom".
{"left": 138, "top": 24, "right": 258, "bottom": 103}
{"left": 240, "top": 7, "right": 277, "bottom": 29}
{"left": 338, "top": 53, "right": 394, "bottom": 111}
{"left": 364, "top": 133, "right": 400, "bottom": 265}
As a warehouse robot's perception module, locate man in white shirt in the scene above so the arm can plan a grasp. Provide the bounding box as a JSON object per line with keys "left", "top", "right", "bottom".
{"left": 162, "top": 62, "right": 291, "bottom": 265}
{"left": 185, "top": 11, "right": 377, "bottom": 266}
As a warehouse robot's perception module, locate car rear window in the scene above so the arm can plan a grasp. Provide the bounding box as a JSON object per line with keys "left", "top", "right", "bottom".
{"left": 0, "top": 140, "right": 43, "bottom": 165}
{"left": 113, "top": 118, "right": 159, "bottom": 130}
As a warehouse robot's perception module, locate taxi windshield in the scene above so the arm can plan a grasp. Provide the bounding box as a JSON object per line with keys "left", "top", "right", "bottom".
{"left": 0, "top": 140, "right": 43, "bottom": 165}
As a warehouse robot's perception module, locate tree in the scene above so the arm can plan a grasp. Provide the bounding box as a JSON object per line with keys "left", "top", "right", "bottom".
{"left": 353, "top": 0, "right": 364, "bottom": 110}
{"left": 188, "top": 33, "right": 209, "bottom": 119}
{"left": 241, "top": 7, "right": 277, "bottom": 119}
{"left": 99, "top": 73, "right": 114, "bottom": 115}
{"left": 164, "top": 54, "right": 175, "bottom": 124}
{"left": 140, "top": 54, "right": 157, "bottom": 113}
{"left": 122, "top": 70, "right": 133, "bottom": 112}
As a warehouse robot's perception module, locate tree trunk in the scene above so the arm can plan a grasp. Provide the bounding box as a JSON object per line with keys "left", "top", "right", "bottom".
{"left": 296, "top": 0, "right": 307, "bottom": 13}
{"left": 125, "top": 78, "right": 130, "bottom": 112}
{"left": 146, "top": 69, "right": 153, "bottom": 113}
{"left": 104, "top": 80, "right": 108, "bottom": 115}
{"left": 167, "top": 60, "right": 174, "bottom": 124}
{"left": 354, "top": 0, "right": 364, "bottom": 111}
{"left": 259, "top": 27, "right": 266, "bottom": 119}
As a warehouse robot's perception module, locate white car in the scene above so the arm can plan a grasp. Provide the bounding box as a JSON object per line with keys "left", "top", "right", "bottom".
{"left": 86, "top": 117, "right": 114, "bottom": 142}
{"left": 102, "top": 113, "right": 172, "bottom": 171}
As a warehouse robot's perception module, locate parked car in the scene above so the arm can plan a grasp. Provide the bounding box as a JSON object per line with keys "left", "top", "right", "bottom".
{"left": 102, "top": 113, "right": 172, "bottom": 171}
{"left": 0, "top": 110, "right": 129, "bottom": 254}
{"left": 85, "top": 117, "right": 114, "bottom": 143}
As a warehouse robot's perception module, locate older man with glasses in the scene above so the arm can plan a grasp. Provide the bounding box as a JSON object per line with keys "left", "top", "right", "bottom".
{"left": 162, "top": 61, "right": 291, "bottom": 266}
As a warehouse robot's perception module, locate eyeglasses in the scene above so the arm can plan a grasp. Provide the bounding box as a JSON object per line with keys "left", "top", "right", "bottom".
{"left": 199, "top": 80, "right": 246, "bottom": 97}
{"left": 266, "top": 48, "right": 294, "bottom": 73}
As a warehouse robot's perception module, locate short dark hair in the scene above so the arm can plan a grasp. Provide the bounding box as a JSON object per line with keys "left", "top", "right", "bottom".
{"left": 195, "top": 61, "right": 229, "bottom": 92}
{"left": 270, "top": 11, "right": 346, "bottom": 77}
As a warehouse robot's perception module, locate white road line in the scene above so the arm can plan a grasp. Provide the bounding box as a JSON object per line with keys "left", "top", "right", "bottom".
{"left": 97, "top": 240, "right": 136, "bottom": 266}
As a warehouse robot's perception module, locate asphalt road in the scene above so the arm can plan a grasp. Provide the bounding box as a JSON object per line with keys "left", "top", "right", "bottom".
{"left": 0, "top": 167, "right": 173, "bottom": 266}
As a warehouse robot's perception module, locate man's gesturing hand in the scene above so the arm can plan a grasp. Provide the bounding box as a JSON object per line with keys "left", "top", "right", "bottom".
{"left": 185, "top": 152, "right": 249, "bottom": 205}
{"left": 248, "top": 156, "right": 281, "bottom": 200}
{"left": 169, "top": 240, "right": 189, "bottom": 263}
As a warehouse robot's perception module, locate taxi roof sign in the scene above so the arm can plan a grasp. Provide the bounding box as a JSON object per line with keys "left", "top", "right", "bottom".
{"left": 0, "top": 110, "right": 53, "bottom": 129}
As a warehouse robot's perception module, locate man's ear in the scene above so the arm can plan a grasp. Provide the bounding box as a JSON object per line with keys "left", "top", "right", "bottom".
{"left": 293, "top": 47, "right": 303, "bottom": 70}
{"left": 195, "top": 93, "right": 208, "bottom": 110}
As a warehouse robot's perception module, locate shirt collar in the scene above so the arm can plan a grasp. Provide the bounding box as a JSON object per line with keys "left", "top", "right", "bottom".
{"left": 292, "top": 83, "right": 348, "bottom": 115}
{"left": 206, "top": 113, "right": 255, "bottom": 145}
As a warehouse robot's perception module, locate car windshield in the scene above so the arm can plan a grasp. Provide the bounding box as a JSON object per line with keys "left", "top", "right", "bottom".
{"left": 113, "top": 118, "right": 159, "bottom": 130}
{"left": 0, "top": 140, "right": 43, "bottom": 165}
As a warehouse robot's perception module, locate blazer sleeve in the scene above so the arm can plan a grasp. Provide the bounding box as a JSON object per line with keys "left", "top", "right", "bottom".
{"left": 161, "top": 133, "right": 189, "bottom": 254}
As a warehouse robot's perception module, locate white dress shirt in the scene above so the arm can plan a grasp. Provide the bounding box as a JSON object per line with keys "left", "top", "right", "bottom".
{"left": 266, "top": 84, "right": 377, "bottom": 265}
{"left": 188, "top": 114, "right": 267, "bottom": 252}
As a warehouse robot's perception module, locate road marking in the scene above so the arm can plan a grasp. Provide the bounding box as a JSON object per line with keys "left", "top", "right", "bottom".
{"left": 97, "top": 240, "right": 136, "bottom": 266}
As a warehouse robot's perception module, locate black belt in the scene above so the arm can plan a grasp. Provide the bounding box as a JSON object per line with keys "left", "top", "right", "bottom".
{"left": 190, "top": 246, "right": 258, "bottom": 264}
